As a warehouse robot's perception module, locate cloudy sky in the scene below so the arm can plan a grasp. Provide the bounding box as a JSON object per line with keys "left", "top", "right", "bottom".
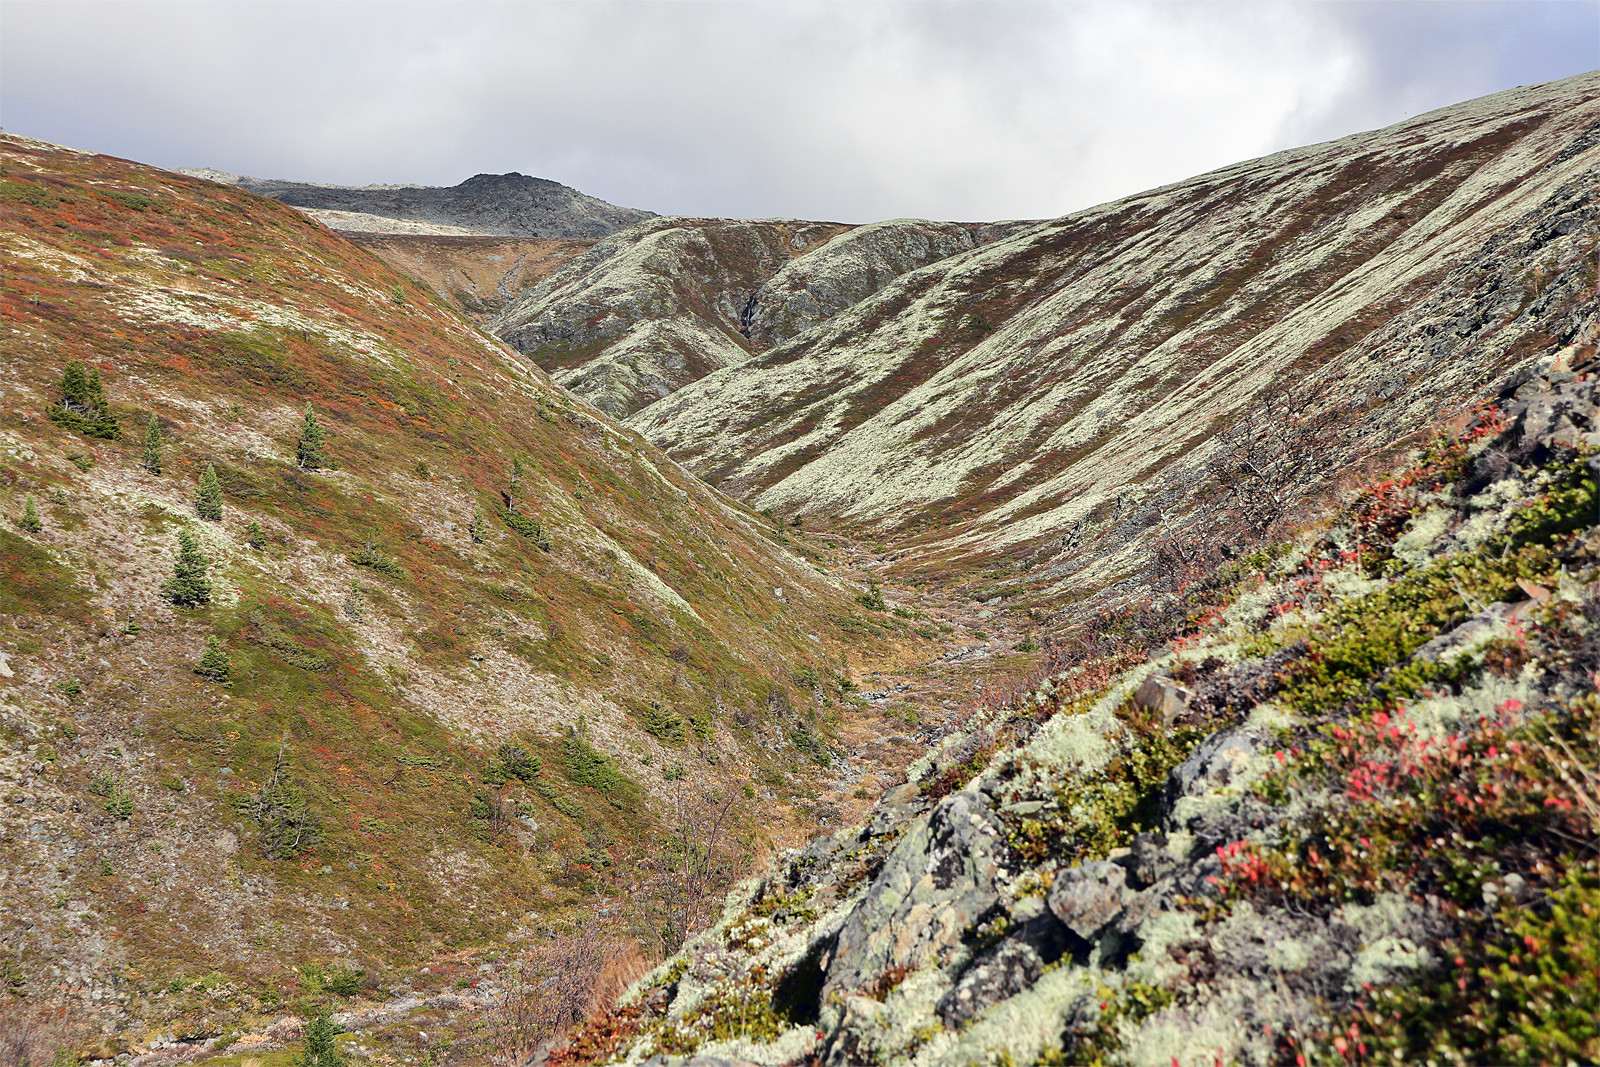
{"left": 3, "top": 1, "right": 1595, "bottom": 222}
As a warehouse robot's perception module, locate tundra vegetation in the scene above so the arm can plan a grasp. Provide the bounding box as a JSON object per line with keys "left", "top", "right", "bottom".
{"left": 0, "top": 73, "right": 1597, "bottom": 1067}
{"left": 554, "top": 363, "right": 1600, "bottom": 1067}
{"left": 0, "top": 130, "right": 906, "bottom": 1065}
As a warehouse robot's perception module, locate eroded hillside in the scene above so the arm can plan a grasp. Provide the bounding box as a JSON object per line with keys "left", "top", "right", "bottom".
{"left": 0, "top": 134, "right": 937, "bottom": 1056}
{"left": 346, "top": 234, "right": 595, "bottom": 323}
{"left": 632, "top": 73, "right": 1600, "bottom": 601}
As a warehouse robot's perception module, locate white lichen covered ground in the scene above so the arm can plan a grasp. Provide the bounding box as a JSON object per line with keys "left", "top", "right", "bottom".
{"left": 630, "top": 72, "right": 1600, "bottom": 598}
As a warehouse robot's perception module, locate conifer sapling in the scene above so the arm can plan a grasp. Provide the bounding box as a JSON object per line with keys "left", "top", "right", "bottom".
{"left": 508, "top": 456, "right": 526, "bottom": 513}
{"left": 142, "top": 415, "right": 163, "bottom": 474}
{"left": 244, "top": 521, "right": 267, "bottom": 550}
{"left": 468, "top": 504, "right": 487, "bottom": 544}
{"left": 296, "top": 405, "right": 327, "bottom": 470}
{"left": 161, "top": 530, "right": 213, "bottom": 605}
{"left": 49, "top": 360, "right": 121, "bottom": 439}
{"left": 292, "top": 1012, "right": 349, "bottom": 1067}
{"left": 16, "top": 496, "right": 42, "bottom": 533}
{"left": 195, "top": 462, "right": 223, "bottom": 521}
{"left": 194, "top": 636, "right": 230, "bottom": 682}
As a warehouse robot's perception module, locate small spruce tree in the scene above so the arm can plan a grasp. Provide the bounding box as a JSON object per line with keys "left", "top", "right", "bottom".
{"left": 16, "top": 496, "right": 42, "bottom": 533}
{"left": 161, "top": 530, "right": 213, "bottom": 606}
{"left": 141, "top": 415, "right": 163, "bottom": 474}
{"left": 59, "top": 361, "right": 91, "bottom": 404}
{"left": 292, "top": 1013, "right": 348, "bottom": 1067}
{"left": 468, "top": 504, "right": 487, "bottom": 544}
{"left": 195, "top": 462, "right": 223, "bottom": 521}
{"left": 194, "top": 636, "right": 230, "bottom": 682}
{"left": 296, "top": 405, "right": 327, "bottom": 470}
{"left": 49, "top": 361, "right": 121, "bottom": 439}
{"left": 507, "top": 456, "right": 526, "bottom": 513}
{"left": 244, "top": 520, "right": 268, "bottom": 549}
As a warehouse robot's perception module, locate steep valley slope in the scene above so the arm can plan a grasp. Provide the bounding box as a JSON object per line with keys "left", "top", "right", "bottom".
{"left": 0, "top": 69, "right": 1596, "bottom": 1067}
{"left": 0, "top": 133, "right": 948, "bottom": 1059}
{"left": 614, "top": 73, "right": 1600, "bottom": 606}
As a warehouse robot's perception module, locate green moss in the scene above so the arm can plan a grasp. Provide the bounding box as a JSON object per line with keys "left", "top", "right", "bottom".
{"left": 1007, "top": 702, "right": 1206, "bottom": 867}
{"left": 1497, "top": 457, "right": 1596, "bottom": 551}
{"left": 1311, "top": 865, "right": 1599, "bottom": 1066}
{"left": 648, "top": 972, "right": 787, "bottom": 1055}
{"left": 1038, "top": 980, "right": 1175, "bottom": 1066}
{"left": 1281, "top": 543, "right": 1561, "bottom": 718}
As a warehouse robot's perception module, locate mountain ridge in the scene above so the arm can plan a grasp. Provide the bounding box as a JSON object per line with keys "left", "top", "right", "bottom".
{"left": 176, "top": 167, "right": 655, "bottom": 239}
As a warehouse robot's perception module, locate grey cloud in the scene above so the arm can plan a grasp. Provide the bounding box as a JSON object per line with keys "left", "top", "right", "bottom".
{"left": 1, "top": 1, "right": 1594, "bottom": 222}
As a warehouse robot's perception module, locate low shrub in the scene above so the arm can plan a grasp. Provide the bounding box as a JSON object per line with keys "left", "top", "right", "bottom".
{"left": 349, "top": 541, "right": 404, "bottom": 580}
{"left": 501, "top": 507, "right": 552, "bottom": 550}
{"left": 232, "top": 748, "right": 324, "bottom": 859}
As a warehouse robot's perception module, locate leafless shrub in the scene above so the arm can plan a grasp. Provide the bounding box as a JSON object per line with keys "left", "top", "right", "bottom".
{"left": 1055, "top": 377, "right": 1360, "bottom": 657}
{"left": 1205, "top": 376, "right": 1356, "bottom": 544}
{"left": 0, "top": 1006, "right": 69, "bottom": 1067}
{"left": 484, "top": 923, "right": 632, "bottom": 1067}
{"left": 627, "top": 779, "right": 751, "bottom": 956}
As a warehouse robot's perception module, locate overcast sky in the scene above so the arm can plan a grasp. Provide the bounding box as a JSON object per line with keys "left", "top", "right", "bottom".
{"left": 3, "top": 1, "right": 1595, "bottom": 222}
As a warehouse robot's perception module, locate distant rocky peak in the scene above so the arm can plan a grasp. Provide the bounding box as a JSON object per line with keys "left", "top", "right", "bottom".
{"left": 179, "top": 166, "right": 654, "bottom": 239}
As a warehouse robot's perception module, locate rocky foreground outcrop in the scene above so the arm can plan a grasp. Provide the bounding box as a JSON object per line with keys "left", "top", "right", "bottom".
{"left": 563, "top": 359, "right": 1600, "bottom": 1066}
